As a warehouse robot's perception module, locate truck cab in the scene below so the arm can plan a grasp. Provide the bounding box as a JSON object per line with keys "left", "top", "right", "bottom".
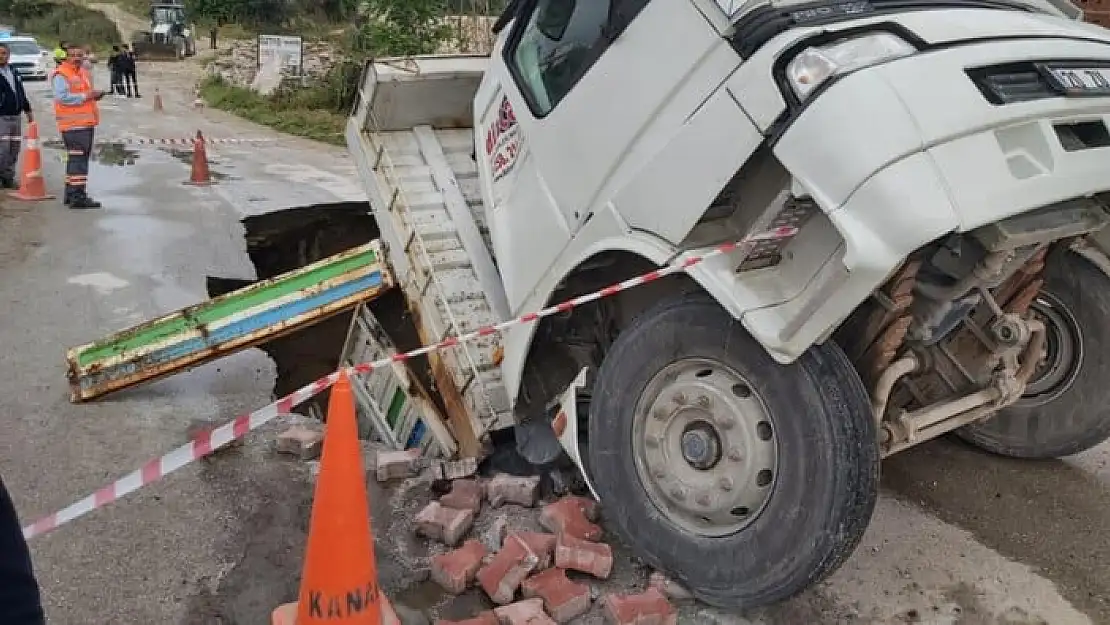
{"left": 349, "top": 0, "right": 1110, "bottom": 608}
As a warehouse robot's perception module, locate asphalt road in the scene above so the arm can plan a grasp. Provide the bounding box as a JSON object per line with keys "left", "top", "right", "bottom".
{"left": 0, "top": 62, "right": 1108, "bottom": 625}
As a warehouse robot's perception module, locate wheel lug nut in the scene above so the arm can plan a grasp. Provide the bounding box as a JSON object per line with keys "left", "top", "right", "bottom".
{"left": 696, "top": 493, "right": 711, "bottom": 506}
{"left": 697, "top": 395, "right": 711, "bottom": 408}
{"left": 673, "top": 393, "right": 687, "bottom": 405}
{"left": 718, "top": 477, "right": 733, "bottom": 491}
{"left": 727, "top": 449, "right": 742, "bottom": 462}
{"left": 670, "top": 487, "right": 686, "bottom": 500}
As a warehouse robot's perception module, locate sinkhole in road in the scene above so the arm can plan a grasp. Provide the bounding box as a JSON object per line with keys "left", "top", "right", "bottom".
{"left": 205, "top": 201, "right": 434, "bottom": 425}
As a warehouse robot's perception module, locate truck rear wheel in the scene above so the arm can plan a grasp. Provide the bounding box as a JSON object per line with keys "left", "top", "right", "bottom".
{"left": 957, "top": 248, "right": 1110, "bottom": 459}
{"left": 587, "top": 293, "right": 879, "bottom": 609}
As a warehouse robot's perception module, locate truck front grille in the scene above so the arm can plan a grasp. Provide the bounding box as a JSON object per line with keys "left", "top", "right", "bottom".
{"left": 967, "top": 63, "right": 1055, "bottom": 105}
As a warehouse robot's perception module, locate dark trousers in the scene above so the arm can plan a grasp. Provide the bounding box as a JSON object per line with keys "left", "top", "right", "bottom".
{"left": 62, "top": 126, "right": 94, "bottom": 201}
{"left": 123, "top": 71, "right": 139, "bottom": 97}
{"left": 0, "top": 475, "right": 45, "bottom": 625}
{"left": 110, "top": 69, "right": 124, "bottom": 95}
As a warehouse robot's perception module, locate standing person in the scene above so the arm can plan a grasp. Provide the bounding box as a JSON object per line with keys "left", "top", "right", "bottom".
{"left": 0, "top": 475, "right": 46, "bottom": 625}
{"left": 51, "top": 43, "right": 104, "bottom": 209}
{"left": 0, "top": 42, "right": 34, "bottom": 189}
{"left": 121, "top": 44, "right": 140, "bottom": 98}
{"left": 107, "top": 45, "right": 124, "bottom": 95}
{"left": 209, "top": 25, "right": 218, "bottom": 50}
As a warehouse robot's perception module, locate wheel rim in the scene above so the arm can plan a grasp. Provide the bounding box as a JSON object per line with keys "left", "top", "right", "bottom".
{"left": 631, "top": 358, "right": 779, "bottom": 537}
{"left": 1018, "top": 291, "right": 1083, "bottom": 407}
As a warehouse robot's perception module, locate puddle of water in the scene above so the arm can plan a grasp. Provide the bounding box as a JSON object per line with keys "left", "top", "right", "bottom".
{"left": 41, "top": 139, "right": 140, "bottom": 166}
{"left": 163, "top": 147, "right": 235, "bottom": 181}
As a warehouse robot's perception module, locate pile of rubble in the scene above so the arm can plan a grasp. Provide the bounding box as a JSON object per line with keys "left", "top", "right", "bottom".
{"left": 374, "top": 448, "right": 688, "bottom": 625}
{"left": 205, "top": 39, "right": 342, "bottom": 89}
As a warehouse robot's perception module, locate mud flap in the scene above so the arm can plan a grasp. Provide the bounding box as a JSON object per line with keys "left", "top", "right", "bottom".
{"left": 551, "top": 367, "right": 601, "bottom": 502}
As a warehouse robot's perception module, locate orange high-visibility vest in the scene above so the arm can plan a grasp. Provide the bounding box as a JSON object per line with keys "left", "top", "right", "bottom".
{"left": 52, "top": 63, "right": 99, "bottom": 132}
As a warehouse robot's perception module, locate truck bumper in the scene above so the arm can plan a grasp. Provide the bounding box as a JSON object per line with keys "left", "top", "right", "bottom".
{"left": 761, "top": 37, "right": 1110, "bottom": 362}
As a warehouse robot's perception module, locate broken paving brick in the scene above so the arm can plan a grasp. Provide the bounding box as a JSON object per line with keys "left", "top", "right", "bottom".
{"left": 440, "top": 478, "right": 484, "bottom": 512}
{"left": 485, "top": 474, "right": 541, "bottom": 508}
{"left": 435, "top": 613, "right": 499, "bottom": 625}
{"left": 275, "top": 425, "right": 325, "bottom": 460}
{"left": 521, "top": 567, "right": 591, "bottom": 623}
{"left": 427, "top": 457, "right": 480, "bottom": 481}
{"left": 493, "top": 598, "right": 557, "bottom": 625}
{"left": 376, "top": 448, "right": 423, "bottom": 482}
{"left": 415, "top": 501, "right": 476, "bottom": 547}
{"left": 431, "top": 539, "right": 488, "bottom": 594}
{"left": 480, "top": 516, "right": 510, "bottom": 552}
{"left": 647, "top": 571, "right": 694, "bottom": 603}
{"left": 601, "top": 588, "right": 676, "bottom": 625}
{"left": 510, "top": 531, "right": 557, "bottom": 570}
{"left": 555, "top": 533, "right": 613, "bottom": 579}
{"left": 539, "top": 497, "right": 602, "bottom": 541}
{"left": 477, "top": 534, "right": 539, "bottom": 605}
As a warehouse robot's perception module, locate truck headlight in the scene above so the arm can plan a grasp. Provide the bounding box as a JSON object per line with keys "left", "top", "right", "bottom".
{"left": 785, "top": 32, "right": 916, "bottom": 101}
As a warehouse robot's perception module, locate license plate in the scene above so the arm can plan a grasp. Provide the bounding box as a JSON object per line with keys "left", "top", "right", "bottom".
{"left": 1044, "top": 65, "right": 1110, "bottom": 96}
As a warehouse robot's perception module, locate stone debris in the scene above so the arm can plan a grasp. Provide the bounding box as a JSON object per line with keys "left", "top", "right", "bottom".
{"left": 647, "top": 572, "right": 695, "bottom": 603}
{"left": 404, "top": 472, "right": 678, "bottom": 623}
{"left": 486, "top": 474, "right": 541, "bottom": 508}
{"left": 376, "top": 448, "right": 424, "bottom": 482}
{"left": 427, "top": 457, "right": 480, "bottom": 481}
{"left": 274, "top": 425, "right": 324, "bottom": 460}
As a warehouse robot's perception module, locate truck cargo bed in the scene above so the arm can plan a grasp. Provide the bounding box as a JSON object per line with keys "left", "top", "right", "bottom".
{"left": 347, "top": 56, "right": 513, "bottom": 453}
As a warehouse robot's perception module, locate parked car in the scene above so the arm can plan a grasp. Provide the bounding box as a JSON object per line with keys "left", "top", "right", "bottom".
{"left": 0, "top": 32, "right": 51, "bottom": 80}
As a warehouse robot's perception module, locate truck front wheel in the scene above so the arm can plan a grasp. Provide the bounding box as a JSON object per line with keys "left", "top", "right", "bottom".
{"left": 957, "top": 248, "right": 1110, "bottom": 459}
{"left": 587, "top": 293, "right": 879, "bottom": 609}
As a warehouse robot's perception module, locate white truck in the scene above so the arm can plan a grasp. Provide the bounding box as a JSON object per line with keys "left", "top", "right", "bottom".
{"left": 346, "top": 0, "right": 1110, "bottom": 608}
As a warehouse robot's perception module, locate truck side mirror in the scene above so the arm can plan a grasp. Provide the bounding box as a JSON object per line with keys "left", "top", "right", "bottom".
{"left": 535, "top": 0, "right": 576, "bottom": 40}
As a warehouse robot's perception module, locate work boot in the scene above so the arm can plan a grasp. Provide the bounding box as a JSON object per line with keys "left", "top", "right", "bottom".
{"left": 68, "top": 196, "right": 101, "bottom": 209}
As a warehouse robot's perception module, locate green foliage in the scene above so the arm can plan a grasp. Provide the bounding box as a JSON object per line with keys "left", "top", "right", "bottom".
{"left": 0, "top": 1, "right": 122, "bottom": 48}
{"left": 199, "top": 73, "right": 350, "bottom": 145}
{"left": 350, "top": 0, "right": 451, "bottom": 55}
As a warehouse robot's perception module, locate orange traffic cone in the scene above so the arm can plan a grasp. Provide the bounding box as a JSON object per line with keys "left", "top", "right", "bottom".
{"left": 9, "top": 121, "right": 54, "bottom": 201}
{"left": 153, "top": 88, "right": 163, "bottom": 111}
{"left": 273, "top": 370, "right": 384, "bottom": 624}
{"left": 184, "top": 130, "right": 213, "bottom": 186}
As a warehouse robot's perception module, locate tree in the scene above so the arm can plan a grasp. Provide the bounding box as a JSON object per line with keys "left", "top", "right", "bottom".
{"left": 354, "top": 0, "right": 450, "bottom": 56}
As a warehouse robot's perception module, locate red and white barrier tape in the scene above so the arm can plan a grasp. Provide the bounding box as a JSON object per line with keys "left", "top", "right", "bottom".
{"left": 21, "top": 228, "right": 796, "bottom": 541}
{"left": 1, "top": 135, "right": 278, "bottom": 145}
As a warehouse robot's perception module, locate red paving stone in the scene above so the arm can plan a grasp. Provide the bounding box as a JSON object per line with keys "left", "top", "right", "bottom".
{"left": 415, "top": 501, "right": 476, "bottom": 547}
{"left": 539, "top": 497, "right": 602, "bottom": 541}
{"left": 440, "top": 478, "right": 485, "bottom": 512}
{"left": 485, "top": 474, "right": 541, "bottom": 507}
{"left": 554, "top": 533, "right": 613, "bottom": 579}
{"left": 493, "top": 598, "right": 557, "bottom": 624}
{"left": 510, "top": 531, "right": 557, "bottom": 569}
{"left": 477, "top": 534, "right": 540, "bottom": 604}
{"left": 431, "top": 539, "right": 489, "bottom": 594}
{"left": 521, "top": 567, "right": 592, "bottom": 622}
{"left": 601, "top": 588, "right": 677, "bottom": 625}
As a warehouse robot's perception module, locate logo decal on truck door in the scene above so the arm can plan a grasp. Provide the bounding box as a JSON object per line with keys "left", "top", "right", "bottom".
{"left": 486, "top": 96, "right": 522, "bottom": 184}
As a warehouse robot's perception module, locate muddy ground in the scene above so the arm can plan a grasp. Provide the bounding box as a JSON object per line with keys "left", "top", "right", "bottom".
{"left": 0, "top": 43, "right": 1107, "bottom": 625}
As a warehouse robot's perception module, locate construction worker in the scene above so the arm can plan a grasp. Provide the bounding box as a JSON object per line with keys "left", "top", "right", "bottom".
{"left": 0, "top": 475, "right": 46, "bottom": 625}
{"left": 52, "top": 41, "right": 66, "bottom": 67}
{"left": 51, "top": 43, "right": 104, "bottom": 209}
{"left": 0, "top": 42, "right": 35, "bottom": 189}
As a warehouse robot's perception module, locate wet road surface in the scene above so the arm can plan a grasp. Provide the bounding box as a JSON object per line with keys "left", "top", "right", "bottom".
{"left": 0, "top": 63, "right": 1108, "bottom": 624}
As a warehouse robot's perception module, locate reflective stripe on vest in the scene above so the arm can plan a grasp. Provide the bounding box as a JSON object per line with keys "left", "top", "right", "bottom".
{"left": 53, "top": 64, "right": 99, "bottom": 132}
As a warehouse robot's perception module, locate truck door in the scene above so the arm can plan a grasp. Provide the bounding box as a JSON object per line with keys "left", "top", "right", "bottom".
{"left": 477, "top": 0, "right": 718, "bottom": 309}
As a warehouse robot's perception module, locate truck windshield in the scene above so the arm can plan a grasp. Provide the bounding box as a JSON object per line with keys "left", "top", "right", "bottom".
{"left": 4, "top": 41, "right": 41, "bottom": 55}
{"left": 152, "top": 7, "right": 185, "bottom": 23}
{"left": 722, "top": 0, "right": 1080, "bottom": 20}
